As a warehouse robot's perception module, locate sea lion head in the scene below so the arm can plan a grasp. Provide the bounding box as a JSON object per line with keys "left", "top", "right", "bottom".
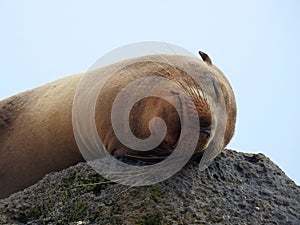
{"left": 199, "top": 50, "right": 237, "bottom": 147}
{"left": 93, "top": 52, "right": 236, "bottom": 164}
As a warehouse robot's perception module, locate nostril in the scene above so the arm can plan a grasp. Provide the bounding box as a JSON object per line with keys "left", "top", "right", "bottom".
{"left": 200, "top": 130, "right": 210, "bottom": 138}
{"left": 200, "top": 125, "right": 211, "bottom": 138}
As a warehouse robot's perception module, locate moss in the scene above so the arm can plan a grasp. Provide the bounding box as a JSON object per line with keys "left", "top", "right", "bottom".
{"left": 17, "top": 171, "right": 107, "bottom": 223}
{"left": 65, "top": 202, "right": 89, "bottom": 222}
{"left": 148, "top": 186, "right": 162, "bottom": 202}
{"left": 57, "top": 170, "right": 107, "bottom": 199}
{"left": 20, "top": 198, "right": 55, "bottom": 223}
{"left": 136, "top": 213, "right": 163, "bottom": 225}
{"left": 73, "top": 172, "right": 108, "bottom": 195}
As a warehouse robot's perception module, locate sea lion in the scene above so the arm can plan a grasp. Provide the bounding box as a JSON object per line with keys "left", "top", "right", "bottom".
{"left": 0, "top": 52, "right": 236, "bottom": 198}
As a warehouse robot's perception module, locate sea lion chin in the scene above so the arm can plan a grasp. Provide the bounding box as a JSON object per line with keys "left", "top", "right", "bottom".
{"left": 0, "top": 51, "right": 236, "bottom": 198}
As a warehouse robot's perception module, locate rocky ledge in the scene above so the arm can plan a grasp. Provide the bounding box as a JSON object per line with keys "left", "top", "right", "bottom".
{"left": 0, "top": 149, "right": 299, "bottom": 225}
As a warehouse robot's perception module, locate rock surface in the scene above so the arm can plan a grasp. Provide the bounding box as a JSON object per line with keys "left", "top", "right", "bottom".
{"left": 0, "top": 149, "right": 299, "bottom": 225}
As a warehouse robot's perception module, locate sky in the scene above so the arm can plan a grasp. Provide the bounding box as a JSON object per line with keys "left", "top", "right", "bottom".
{"left": 0, "top": 1, "right": 299, "bottom": 184}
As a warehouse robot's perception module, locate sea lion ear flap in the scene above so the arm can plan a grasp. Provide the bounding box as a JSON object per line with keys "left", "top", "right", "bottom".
{"left": 199, "top": 51, "right": 212, "bottom": 65}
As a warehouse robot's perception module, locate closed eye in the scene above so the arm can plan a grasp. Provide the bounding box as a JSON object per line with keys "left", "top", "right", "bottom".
{"left": 212, "top": 79, "right": 221, "bottom": 102}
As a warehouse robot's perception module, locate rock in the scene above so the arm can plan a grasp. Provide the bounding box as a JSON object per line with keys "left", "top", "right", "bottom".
{"left": 0, "top": 149, "right": 299, "bottom": 224}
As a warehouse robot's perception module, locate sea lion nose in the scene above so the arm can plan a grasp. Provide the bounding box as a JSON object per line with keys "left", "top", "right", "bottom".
{"left": 200, "top": 125, "right": 211, "bottom": 138}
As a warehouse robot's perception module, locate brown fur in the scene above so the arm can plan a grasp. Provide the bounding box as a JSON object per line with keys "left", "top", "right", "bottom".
{"left": 0, "top": 53, "right": 236, "bottom": 198}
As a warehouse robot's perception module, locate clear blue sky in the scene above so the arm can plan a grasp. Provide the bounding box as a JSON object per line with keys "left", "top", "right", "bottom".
{"left": 1, "top": 1, "right": 299, "bottom": 184}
